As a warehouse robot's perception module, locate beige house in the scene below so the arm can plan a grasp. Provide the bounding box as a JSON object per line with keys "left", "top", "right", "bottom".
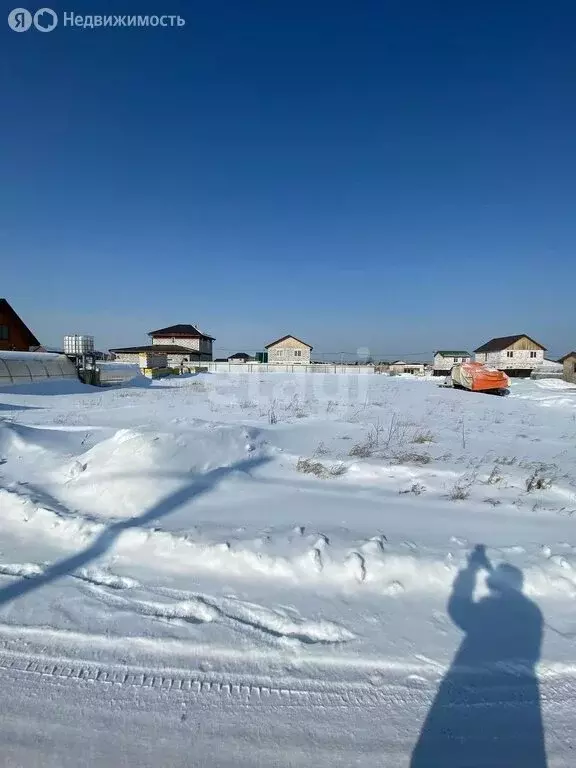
{"left": 389, "top": 361, "right": 425, "bottom": 375}
{"left": 474, "top": 334, "right": 545, "bottom": 377}
{"left": 265, "top": 335, "right": 312, "bottom": 364}
{"left": 559, "top": 352, "right": 576, "bottom": 384}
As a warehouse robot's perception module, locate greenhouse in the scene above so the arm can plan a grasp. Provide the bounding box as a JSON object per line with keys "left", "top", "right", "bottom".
{"left": 0, "top": 351, "right": 78, "bottom": 387}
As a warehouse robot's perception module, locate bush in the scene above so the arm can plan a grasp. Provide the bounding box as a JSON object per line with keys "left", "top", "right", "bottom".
{"left": 485, "top": 466, "right": 503, "bottom": 485}
{"left": 526, "top": 470, "right": 553, "bottom": 492}
{"left": 296, "top": 458, "right": 347, "bottom": 479}
{"left": 448, "top": 483, "right": 471, "bottom": 501}
{"left": 411, "top": 429, "right": 435, "bottom": 444}
{"left": 399, "top": 483, "right": 426, "bottom": 496}
{"left": 391, "top": 451, "right": 431, "bottom": 465}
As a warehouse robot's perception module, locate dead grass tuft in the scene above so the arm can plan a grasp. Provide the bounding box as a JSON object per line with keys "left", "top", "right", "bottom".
{"left": 411, "top": 429, "right": 436, "bottom": 444}
{"left": 391, "top": 451, "right": 431, "bottom": 466}
{"left": 296, "top": 458, "right": 347, "bottom": 479}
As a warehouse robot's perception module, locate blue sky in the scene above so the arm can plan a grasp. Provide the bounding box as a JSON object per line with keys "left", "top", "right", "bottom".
{"left": 2, "top": 0, "right": 575, "bottom": 360}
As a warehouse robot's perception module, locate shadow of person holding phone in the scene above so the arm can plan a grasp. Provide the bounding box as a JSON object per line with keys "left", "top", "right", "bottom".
{"left": 411, "top": 544, "right": 547, "bottom": 768}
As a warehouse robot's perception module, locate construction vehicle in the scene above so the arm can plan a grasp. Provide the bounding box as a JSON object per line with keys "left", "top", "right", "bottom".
{"left": 447, "top": 361, "right": 510, "bottom": 395}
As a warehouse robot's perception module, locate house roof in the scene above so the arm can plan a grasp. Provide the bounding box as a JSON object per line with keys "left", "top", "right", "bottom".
{"left": 0, "top": 298, "right": 40, "bottom": 347}
{"left": 148, "top": 324, "right": 215, "bottom": 341}
{"left": 434, "top": 350, "right": 471, "bottom": 357}
{"left": 265, "top": 334, "right": 313, "bottom": 349}
{"left": 558, "top": 351, "right": 576, "bottom": 362}
{"left": 474, "top": 335, "right": 546, "bottom": 353}
{"left": 228, "top": 352, "right": 252, "bottom": 359}
{"left": 109, "top": 345, "right": 202, "bottom": 355}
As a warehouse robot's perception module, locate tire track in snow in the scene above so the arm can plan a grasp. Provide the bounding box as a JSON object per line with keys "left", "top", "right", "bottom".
{"left": 0, "top": 650, "right": 403, "bottom": 706}
{"left": 0, "top": 648, "right": 573, "bottom": 715}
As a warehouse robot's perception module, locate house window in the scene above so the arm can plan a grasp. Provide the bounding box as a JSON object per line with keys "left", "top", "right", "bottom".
{"left": 529, "top": 351, "right": 537, "bottom": 358}
{"left": 294, "top": 350, "right": 302, "bottom": 357}
{"left": 0, "top": 325, "right": 8, "bottom": 340}
{"left": 276, "top": 349, "right": 283, "bottom": 357}
{"left": 573, "top": 362, "right": 576, "bottom": 374}
{"left": 506, "top": 351, "right": 514, "bottom": 358}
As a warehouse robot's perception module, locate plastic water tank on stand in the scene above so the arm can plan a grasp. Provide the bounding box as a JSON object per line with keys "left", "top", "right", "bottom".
{"left": 63, "top": 335, "right": 95, "bottom": 356}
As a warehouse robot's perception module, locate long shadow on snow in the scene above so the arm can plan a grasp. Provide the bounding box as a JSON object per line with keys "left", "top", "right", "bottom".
{"left": 410, "top": 544, "right": 547, "bottom": 768}
{"left": 0, "top": 456, "right": 269, "bottom": 607}
{"left": 0, "top": 403, "right": 43, "bottom": 413}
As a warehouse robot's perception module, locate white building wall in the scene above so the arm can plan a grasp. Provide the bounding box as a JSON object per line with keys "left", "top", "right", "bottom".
{"left": 267, "top": 338, "right": 311, "bottom": 364}
{"left": 433, "top": 353, "right": 471, "bottom": 371}
{"left": 111, "top": 351, "right": 210, "bottom": 367}
{"left": 152, "top": 336, "right": 200, "bottom": 351}
{"left": 111, "top": 352, "right": 141, "bottom": 364}
{"left": 477, "top": 349, "right": 544, "bottom": 370}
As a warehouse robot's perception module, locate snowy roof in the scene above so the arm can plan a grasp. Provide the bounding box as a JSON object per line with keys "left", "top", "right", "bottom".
{"left": 474, "top": 335, "right": 546, "bottom": 353}
{"left": 148, "top": 324, "right": 215, "bottom": 341}
{"left": 0, "top": 350, "right": 69, "bottom": 362}
{"left": 265, "top": 335, "right": 313, "bottom": 349}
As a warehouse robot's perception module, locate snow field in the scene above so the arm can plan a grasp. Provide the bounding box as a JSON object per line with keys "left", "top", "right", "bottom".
{"left": 0, "top": 372, "right": 576, "bottom": 673}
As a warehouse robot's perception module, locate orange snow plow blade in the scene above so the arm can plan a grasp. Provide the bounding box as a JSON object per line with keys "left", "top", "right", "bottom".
{"left": 451, "top": 362, "right": 510, "bottom": 394}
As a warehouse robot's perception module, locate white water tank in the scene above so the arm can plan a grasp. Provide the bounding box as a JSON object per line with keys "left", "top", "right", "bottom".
{"left": 63, "top": 335, "right": 95, "bottom": 355}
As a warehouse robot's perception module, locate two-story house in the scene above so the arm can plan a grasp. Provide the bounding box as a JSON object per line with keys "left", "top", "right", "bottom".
{"left": 265, "top": 335, "right": 312, "bottom": 364}
{"left": 433, "top": 350, "right": 472, "bottom": 376}
{"left": 474, "top": 335, "right": 546, "bottom": 377}
{"left": 110, "top": 324, "right": 215, "bottom": 366}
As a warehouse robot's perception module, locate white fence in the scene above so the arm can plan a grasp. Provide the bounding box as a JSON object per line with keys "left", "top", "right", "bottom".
{"left": 199, "top": 363, "right": 377, "bottom": 375}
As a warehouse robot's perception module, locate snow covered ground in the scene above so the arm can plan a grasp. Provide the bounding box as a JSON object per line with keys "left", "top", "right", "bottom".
{"left": 1, "top": 371, "right": 576, "bottom": 766}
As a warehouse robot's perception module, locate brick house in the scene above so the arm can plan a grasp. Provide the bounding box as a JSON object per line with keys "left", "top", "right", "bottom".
{"left": 110, "top": 324, "right": 214, "bottom": 366}
{"left": 265, "top": 335, "right": 312, "bottom": 364}
{"left": 474, "top": 335, "right": 546, "bottom": 377}
{"left": 559, "top": 352, "right": 576, "bottom": 384}
{"left": 433, "top": 350, "right": 472, "bottom": 376}
{"left": 0, "top": 298, "right": 40, "bottom": 351}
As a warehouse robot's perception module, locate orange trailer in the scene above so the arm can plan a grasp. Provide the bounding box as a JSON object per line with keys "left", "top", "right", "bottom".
{"left": 451, "top": 362, "right": 510, "bottom": 395}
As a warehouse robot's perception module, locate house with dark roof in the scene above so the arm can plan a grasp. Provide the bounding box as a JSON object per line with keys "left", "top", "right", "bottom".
{"left": 0, "top": 298, "right": 41, "bottom": 351}
{"left": 227, "top": 352, "right": 254, "bottom": 363}
{"left": 474, "top": 335, "right": 546, "bottom": 377}
{"left": 433, "top": 350, "right": 471, "bottom": 376}
{"left": 110, "top": 324, "right": 215, "bottom": 366}
{"left": 265, "top": 335, "right": 312, "bottom": 364}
